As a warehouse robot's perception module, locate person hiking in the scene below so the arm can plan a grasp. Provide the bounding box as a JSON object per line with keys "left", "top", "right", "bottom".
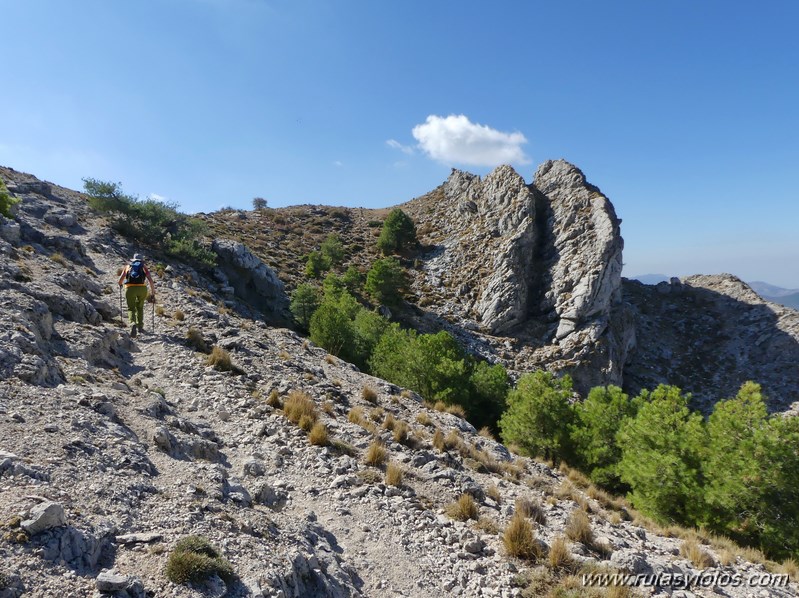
{"left": 118, "top": 253, "right": 156, "bottom": 337}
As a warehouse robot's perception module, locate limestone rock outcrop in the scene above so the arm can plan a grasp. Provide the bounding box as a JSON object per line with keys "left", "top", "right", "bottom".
{"left": 412, "top": 159, "right": 632, "bottom": 392}
{"left": 424, "top": 165, "right": 537, "bottom": 334}
{"left": 211, "top": 238, "right": 290, "bottom": 324}
{"left": 533, "top": 160, "right": 624, "bottom": 340}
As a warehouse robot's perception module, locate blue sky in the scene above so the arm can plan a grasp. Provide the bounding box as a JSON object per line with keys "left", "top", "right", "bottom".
{"left": 2, "top": 0, "right": 798, "bottom": 287}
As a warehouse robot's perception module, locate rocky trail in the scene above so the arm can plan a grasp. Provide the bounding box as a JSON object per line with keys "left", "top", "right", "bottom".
{"left": 1, "top": 167, "right": 797, "bottom": 598}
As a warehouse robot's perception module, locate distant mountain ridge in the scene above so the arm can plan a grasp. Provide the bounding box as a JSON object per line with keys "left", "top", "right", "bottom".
{"left": 747, "top": 281, "right": 799, "bottom": 310}
{"left": 633, "top": 277, "right": 799, "bottom": 311}
{"left": 629, "top": 274, "right": 669, "bottom": 285}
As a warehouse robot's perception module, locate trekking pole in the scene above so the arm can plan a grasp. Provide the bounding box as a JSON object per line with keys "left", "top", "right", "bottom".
{"left": 152, "top": 295, "right": 155, "bottom": 334}
{"left": 118, "top": 285, "right": 124, "bottom": 326}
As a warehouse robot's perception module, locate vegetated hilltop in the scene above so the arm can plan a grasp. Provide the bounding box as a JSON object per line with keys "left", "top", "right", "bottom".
{"left": 203, "top": 160, "right": 799, "bottom": 413}
{"left": 2, "top": 165, "right": 797, "bottom": 597}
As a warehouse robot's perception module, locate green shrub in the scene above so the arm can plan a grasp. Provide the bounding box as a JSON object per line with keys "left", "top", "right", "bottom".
{"left": 342, "top": 265, "right": 364, "bottom": 293}
{"left": 365, "top": 257, "right": 407, "bottom": 305}
{"left": 498, "top": 371, "right": 574, "bottom": 463}
{"left": 82, "top": 178, "right": 215, "bottom": 266}
{"left": 0, "top": 178, "right": 18, "bottom": 218}
{"left": 290, "top": 283, "right": 321, "bottom": 330}
{"left": 305, "top": 250, "right": 330, "bottom": 278}
{"left": 165, "top": 535, "right": 233, "bottom": 584}
{"left": 377, "top": 208, "right": 416, "bottom": 254}
{"left": 320, "top": 233, "right": 345, "bottom": 266}
{"left": 369, "top": 325, "right": 508, "bottom": 431}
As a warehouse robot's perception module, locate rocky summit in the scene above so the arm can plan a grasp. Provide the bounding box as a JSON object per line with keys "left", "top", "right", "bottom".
{"left": 403, "top": 160, "right": 799, "bottom": 410}
{"left": 0, "top": 163, "right": 798, "bottom": 598}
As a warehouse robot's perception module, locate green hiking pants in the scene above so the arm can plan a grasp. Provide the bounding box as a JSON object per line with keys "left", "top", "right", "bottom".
{"left": 125, "top": 285, "right": 148, "bottom": 327}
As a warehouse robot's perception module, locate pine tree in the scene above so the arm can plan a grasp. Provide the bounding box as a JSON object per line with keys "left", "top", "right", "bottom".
{"left": 365, "top": 257, "right": 406, "bottom": 305}
{"left": 320, "top": 233, "right": 345, "bottom": 266}
{"left": 376, "top": 209, "right": 416, "bottom": 255}
{"left": 616, "top": 385, "right": 706, "bottom": 525}
{"left": 498, "top": 371, "right": 574, "bottom": 463}
{"left": 289, "top": 283, "right": 321, "bottom": 331}
{"left": 570, "top": 385, "right": 639, "bottom": 491}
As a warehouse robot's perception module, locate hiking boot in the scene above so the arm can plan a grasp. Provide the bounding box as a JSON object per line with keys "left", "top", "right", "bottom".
{"left": 130, "top": 324, "right": 138, "bottom": 338}
{"left": 138, "top": 325, "right": 145, "bottom": 334}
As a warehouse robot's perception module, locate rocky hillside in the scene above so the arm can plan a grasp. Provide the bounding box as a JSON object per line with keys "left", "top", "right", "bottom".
{"left": 198, "top": 160, "right": 799, "bottom": 413}
{"left": 2, "top": 167, "right": 798, "bottom": 597}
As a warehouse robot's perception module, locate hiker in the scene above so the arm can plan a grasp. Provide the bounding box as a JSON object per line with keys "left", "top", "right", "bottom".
{"left": 118, "top": 253, "right": 156, "bottom": 337}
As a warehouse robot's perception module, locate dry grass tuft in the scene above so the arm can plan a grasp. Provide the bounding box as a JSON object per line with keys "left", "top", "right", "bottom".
{"left": 446, "top": 404, "right": 467, "bottom": 419}
{"left": 680, "top": 538, "right": 716, "bottom": 568}
{"left": 432, "top": 428, "right": 445, "bottom": 451}
{"left": 560, "top": 462, "right": 592, "bottom": 488}
{"left": 446, "top": 493, "right": 479, "bottom": 521}
{"left": 444, "top": 429, "right": 461, "bottom": 451}
{"left": 565, "top": 509, "right": 594, "bottom": 545}
{"left": 321, "top": 400, "right": 335, "bottom": 416}
{"left": 475, "top": 517, "right": 500, "bottom": 535}
{"left": 187, "top": 327, "right": 210, "bottom": 353}
{"left": 382, "top": 413, "right": 397, "bottom": 431}
{"left": 206, "top": 346, "right": 233, "bottom": 371}
{"left": 297, "top": 414, "right": 315, "bottom": 432}
{"left": 718, "top": 549, "right": 737, "bottom": 567}
{"left": 502, "top": 513, "right": 542, "bottom": 560}
{"left": 415, "top": 412, "right": 432, "bottom": 426}
{"left": 515, "top": 497, "right": 547, "bottom": 525}
{"left": 348, "top": 406, "right": 365, "bottom": 425}
{"left": 369, "top": 407, "right": 384, "bottom": 422}
{"left": 308, "top": 422, "right": 329, "bottom": 446}
{"left": 266, "top": 390, "right": 282, "bottom": 408}
{"left": 173, "top": 309, "right": 185, "bottom": 321}
{"left": 500, "top": 460, "right": 524, "bottom": 481}
{"left": 361, "top": 385, "right": 378, "bottom": 404}
{"left": 331, "top": 439, "right": 357, "bottom": 457}
{"left": 283, "top": 390, "right": 318, "bottom": 428}
{"left": 385, "top": 462, "right": 404, "bottom": 487}
{"left": 485, "top": 484, "right": 502, "bottom": 503}
{"left": 555, "top": 480, "right": 579, "bottom": 502}
{"left": 477, "top": 426, "right": 495, "bottom": 440}
{"left": 776, "top": 558, "right": 799, "bottom": 578}
{"left": 392, "top": 420, "right": 410, "bottom": 444}
{"left": 548, "top": 535, "right": 575, "bottom": 572}
{"left": 364, "top": 441, "right": 388, "bottom": 467}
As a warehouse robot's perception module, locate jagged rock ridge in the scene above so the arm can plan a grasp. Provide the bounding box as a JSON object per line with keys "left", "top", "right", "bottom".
{"left": 408, "top": 159, "right": 632, "bottom": 394}
{"left": 406, "top": 160, "right": 799, "bottom": 409}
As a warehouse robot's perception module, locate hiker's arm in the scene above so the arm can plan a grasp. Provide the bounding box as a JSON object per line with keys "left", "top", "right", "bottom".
{"left": 118, "top": 267, "right": 127, "bottom": 286}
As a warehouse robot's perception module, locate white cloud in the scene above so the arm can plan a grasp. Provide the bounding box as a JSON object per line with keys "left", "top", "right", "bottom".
{"left": 411, "top": 114, "right": 530, "bottom": 167}
{"left": 148, "top": 193, "right": 167, "bottom": 202}
{"left": 386, "top": 139, "right": 414, "bottom": 155}
{"left": 333, "top": 160, "right": 344, "bottom": 167}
